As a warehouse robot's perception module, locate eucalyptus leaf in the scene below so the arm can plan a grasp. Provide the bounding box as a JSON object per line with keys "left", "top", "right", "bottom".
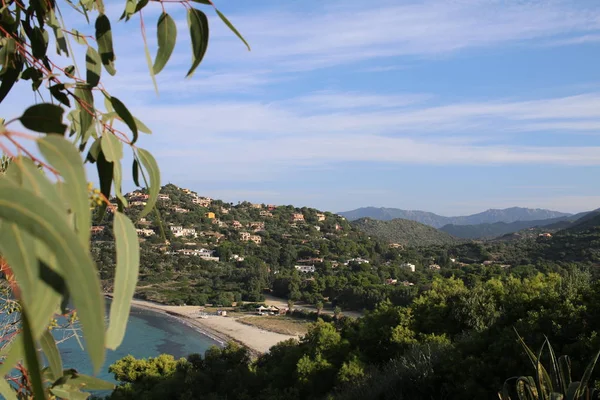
{"left": 106, "top": 212, "right": 140, "bottom": 349}
{"left": 19, "top": 103, "right": 67, "bottom": 134}
{"left": 136, "top": 148, "right": 160, "bottom": 218}
{"left": 153, "top": 13, "right": 177, "bottom": 74}
{"left": 101, "top": 132, "right": 123, "bottom": 163}
{"left": 186, "top": 8, "right": 209, "bottom": 78}
{"left": 0, "top": 180, "right": 105, "bottom": 373}
{"left": 96, "top": 14, "right": 116, "bottom": 75}
{"left": 85, "top": 46, "right": 102, "bottom": 87}
{"left": 40, "top": 329, "right": 63, "bottom": 381}
{"left": 110, "top": 96, "right": 138, "bottom": 144}
{"left": 215, "top": 9, "right": 250, "bottom": 51}
{"left": 38, "top": 135, "right": 91, "bottom": 248}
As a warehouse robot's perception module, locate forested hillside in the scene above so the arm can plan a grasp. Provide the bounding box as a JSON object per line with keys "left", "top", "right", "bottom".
{"left": 351, "top": 217, "right": 460, "bottom": 246}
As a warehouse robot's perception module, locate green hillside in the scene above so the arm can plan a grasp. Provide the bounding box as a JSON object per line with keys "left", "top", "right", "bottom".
{"left": 92, "top": 184, "right": 434, "bottom": 310}
{"left": 352, "top": 217, "right": 460, "bottom": 246}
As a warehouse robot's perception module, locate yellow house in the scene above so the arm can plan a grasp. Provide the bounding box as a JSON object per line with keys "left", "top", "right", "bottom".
{"left": 205, "top": 212, "right": 216, "bottom": 219}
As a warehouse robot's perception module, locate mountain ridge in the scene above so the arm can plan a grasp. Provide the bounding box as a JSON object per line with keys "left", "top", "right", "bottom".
{"left": 339, "top": 206, "right": 572, "bottom": 228}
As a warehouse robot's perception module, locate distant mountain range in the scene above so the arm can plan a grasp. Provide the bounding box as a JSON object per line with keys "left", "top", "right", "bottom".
{"left": 439, "top": 212, "right": 591, "bottom": 239}
{"left": 351, "top": 218, "right": 459, "bottom": 246}
{"left": 339, "top": 207, "right": 572, "bottom": 229}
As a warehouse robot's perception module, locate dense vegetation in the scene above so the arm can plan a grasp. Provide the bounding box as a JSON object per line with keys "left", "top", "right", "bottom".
{"left": 93, "top": 185, "right": 600, "bottom": 313}
{"left": 352, "top": 217, "right": 460, "bottom": 246}
{"left": 107, "top": 269, "right": 600, "bottom": 399}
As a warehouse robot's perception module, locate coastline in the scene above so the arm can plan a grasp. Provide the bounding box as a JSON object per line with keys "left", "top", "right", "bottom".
{"left": 106, "top": 295, "right": 297, "bottom": 357}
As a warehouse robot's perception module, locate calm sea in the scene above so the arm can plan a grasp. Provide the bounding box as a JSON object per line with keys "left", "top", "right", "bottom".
{"left": 57, "top": 303, "right": 221, "bottom": 384}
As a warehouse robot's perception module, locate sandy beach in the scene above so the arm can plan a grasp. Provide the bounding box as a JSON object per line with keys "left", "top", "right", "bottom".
{"left": 111, "top": 296, "right": 299, "bottom": 356}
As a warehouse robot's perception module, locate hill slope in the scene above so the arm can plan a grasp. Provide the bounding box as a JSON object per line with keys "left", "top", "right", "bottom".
{"left": 351, "top": 217, "right": 460, "bottom": 246}
{"left": 339, "top": 206, "right": 571, "bottom": 228}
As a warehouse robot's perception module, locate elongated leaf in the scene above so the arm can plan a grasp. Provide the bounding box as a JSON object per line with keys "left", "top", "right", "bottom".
{"left": 190, "top": 0, "right": 212, "bottom": 4}
{"left": 110, "top": 96, "right": 138, "bottom": 144}
{"left": 20, "top": 103, "right": 67, "bottom": 134}
{"left": 30, "top": 26, "right": 48, "bottom": 59}
{"left": 0, "top": 181, "right": 105, "bottom": 373}
{"left": 132, "top": 159, "right": 140, "bottom": 187}
{"left": 153, "top": 12, "right": 177, "bottom": 74}
{"left": 95, "top": 14, "right": 116, "bottom": 75}
{"left": 0, "top": 224, "right": 58, "bottom": 339}
{"left": 575, "top": 349, "right": 600, "bottom": 398}
{"left": 74, "top": 86, "right": 94, "bottom": 145}
{"left": 38, "top": 136, "right": 91, "bottom": 248}
{"left": 95, "top": 147, "right": 113, "bottom": 222}
{"left": 106, "top": 212, "right": 140, "bottom": 349}
{"left": 40, "top": 329, "right": 62, "bottom": 381}
{"left": 142, "top": 27, "right": 159, "bottom": 95}
{"left": 49, "top": 385, "right": 89, "bottom": 400}
{"left": 10, "top": 157, "right": 64, "bottom": 218}
{"left": 0, "top": 334, "right": 24, "bottom": 376}
{"left": 136, "top": 148, "right": 160, "bottom": 218}
{"left": 22, "top": 310, "right": 45, "bottom": 400}
{"left": 0, "top": 57, "right": 22, "bottom": 103}
{"left": 85, "top": 46, "right": 102, "bottom": 87}
{"left": 186, "top": 8, "right": 209, "bottom": 77}
{"left": 112, "top": 159, "right": 127, "bottom": 208}
{"left": 134, "top": 116, "right": 152, "bottom": 134}
{"left": 215, "top": 9, "right": 250, "bottom": 51}
{"left": 48, "top": 9, "right": 68, "bottom": 56}
{"left": 0, "top": 223, "right": 37, "bottom": 304}
{"left": 62, "top": 369, "right": 115, "bottom": 390}
{"left": 101, "top": 132, "right": 123, "bottom": 162}
{"left": 0, "top": 378, "right": 18, "bottom": 400}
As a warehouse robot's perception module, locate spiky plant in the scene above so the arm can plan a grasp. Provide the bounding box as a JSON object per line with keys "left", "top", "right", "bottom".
{"left": 499, "top": 329, "right": 600, "bottom": 400}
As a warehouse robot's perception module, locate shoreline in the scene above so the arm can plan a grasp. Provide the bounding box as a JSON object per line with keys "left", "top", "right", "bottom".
{"left": 106, "top": 295, "right": 296, "bottom": 357}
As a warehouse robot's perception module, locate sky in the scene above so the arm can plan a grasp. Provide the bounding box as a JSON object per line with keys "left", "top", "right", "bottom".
{"left": 6, "top": 0, "right": 600, "bottom": 216}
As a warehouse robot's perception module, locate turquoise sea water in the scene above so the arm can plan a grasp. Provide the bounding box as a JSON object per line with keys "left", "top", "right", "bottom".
{"left": 57, "top": 303, "right": 221, "bottom": 384}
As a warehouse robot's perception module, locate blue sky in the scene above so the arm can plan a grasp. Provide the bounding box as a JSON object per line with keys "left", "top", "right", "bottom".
{"left": 6, "top": 0, "right": 600, "bottom": 215}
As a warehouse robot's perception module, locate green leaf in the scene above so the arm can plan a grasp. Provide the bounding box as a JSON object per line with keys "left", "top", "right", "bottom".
{"left": 153, "top": 12, "right": 177, "bottom": 74}
{"left": 142, "top": 28, "right": 159, "bottom": 95}
{"left": 0, "top": 378, "right": 18, "bottom": 400}
{"left": 0, "top": 181, "right": 105, "bottom": 374}
{"left": 31, "top": 26, "right": 48, "bottom": 59}
{"left": 74, "top": 86, "right": 94, "bottom": 145}
{"left": 49, "top": 384, "right": 89, "bottom": 400}
{"left": 38, "top": 136, "right": 91, "bottom": 248}
{"left": 190, "top": 0, "right": 212, "bottom": 4}
{"left": 47, "top": 10, "right": 69, "bottom": 56}
{"left": 215, "top": 9, "right": 250, "bottom": 51}
{"left": 136, "top": 148, "right": 160, "bottom": 218}
{"left": 101, "top": 132, "right": 123, "bottom": 163}
{"left": 575, "top": 349, "right": 600, "bottom": 398}
{"left": 85, "top": 46, "right": 102, "bottom": 87}
{"left": 40, "top": 329, "right": 63, "bottom": 381}
{"left": 95, "top": 147, "right": 113, "bottom": 222}
{"left": 49, "top": 84, "right": 71, "bottom": 107}
{"left": 106, "top": 212, "right": 140, "bottom": 349}
{"left": 19, "top": 104, "right": 67, "bottom": 134}
{"left": 95, "top": 14, "right": 116, "bottom": 75}
{"left": 0, "top": 57, "right": 22, "bottom": 103}
{"left": 132, "top": 159, "right": 140, "bottom": 187}
{"left": 22, "top": 310, "right": 45, "bottom": 400}
{"left": 112, "top": 159, "right": 128, "bottom": 208}
{"left": 186, "top": 8, "right": 209, "bottom": 78}
{"left": 71, "top": 29, "right": 88, "bottom": 45}
{"left": 134, "top": 116, "right": 152, "bottom": 134}
{"left": 0, "top": 223, "right": 60, "bottom": 339}
{"left": 110, "top": 96, "right": 138, "bottom": 144}
{"left": 61, "top": 369, "right": 115, "bottom": 390}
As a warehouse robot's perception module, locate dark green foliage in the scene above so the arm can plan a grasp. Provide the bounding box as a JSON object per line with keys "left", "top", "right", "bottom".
{"left": 352, "top": 217, "right": 460, "bottom": 246}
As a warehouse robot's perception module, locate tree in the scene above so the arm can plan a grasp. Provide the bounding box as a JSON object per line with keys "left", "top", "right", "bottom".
{"left": 0, "top": 0, "right": 248, "bottom": 397}
{"left": 334, "top": 306, "right": 343, "bottom": 321}
{"left": 288, "top": 299, "right": 295, "bottom": 312}
{"left": 316, "top": 301, "right": 324, "bottom": 316}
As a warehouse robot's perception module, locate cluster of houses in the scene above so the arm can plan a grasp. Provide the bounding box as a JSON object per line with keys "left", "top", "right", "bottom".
{"left": 240, "top": 231, "right": 262, "bottom": 244}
